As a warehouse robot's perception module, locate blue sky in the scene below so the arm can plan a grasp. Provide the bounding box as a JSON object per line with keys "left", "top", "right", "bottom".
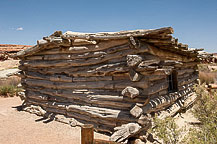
{"left": 0, "top": 0, "right": 216, "bottom": 52}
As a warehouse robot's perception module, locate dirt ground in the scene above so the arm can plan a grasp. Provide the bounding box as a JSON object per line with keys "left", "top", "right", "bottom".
{"left": 0, "top": 97, "right": 109, "bottom": 144}
{"left": 0, "top": 59, "right": 19, "bottom": 71}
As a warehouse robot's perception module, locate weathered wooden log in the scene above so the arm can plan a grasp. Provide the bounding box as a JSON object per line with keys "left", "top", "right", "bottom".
{"left": 62, "top": 27, "right": 174, "bottom": 40}
{"left": 72, "top": 39, "right": 97, "bottom": 45}
{"left": 46, "top": 107, "right": 66, "bottom": 115}
{"left": 68, "top": 109, "right": 117, "bottom": 127}
{"left": 110, "top": 123, "right": 142, "bottom": 143}
{"left": 127, "top": 55, "right": 143, "bottom": 67}
{"left": 145, "top": 42, "right": 196, "bottom": 62}
{"left": 177, "top": 68, "right": 195, "bottom": 75}
{"left": 140, "top": 68, "right": 172, "bottom": 76}
{"left": 27, "top": 43, "right": 130, "bottom": 61}
{"left": 22, "top": 43, "right": 150, "bottom": 68}
{"left": 81, "top": 124, "right": 94, "bottom": 144}
{"left": 26, "top": 90, "right": 48, "bottom": 101}
{"left": 67, "top": 112, "right": 113, "bottom": 133}
{"left": 178, "top": 74, "right": 198, "bottom": 86}
{"left": 37, "top": 39, "right": 49, "bottom": 46}
{"left": 20, "top": 61, "right": 128, "bottom": 77}
{"left": 26, "top": 88, "right": 134, "bottom": 110}
{"left": 145, "top": 75, "right": 166, "bottom": 81}
{"left": 23, "top": 71, "right": 113, "bottom": 82}
{"left": 158, "top": 92, "right": 197, "bottom": 119}
{"left": 142, "top": 87, "right": 193, "bottom": 114}
{"left": 26, "top": 86, "right": 149, "bottom": 104}
{"left": 138, "top": 59, "right": 161, "bottom": 67}
{"left": 129, "top": 69, "right": 142, "bottom": 82}
{"left": 140, "top": 34, "right": 173, "bottom": 40}
{"left": 26, "top": 98, "right": 48, "bottom": 108}
{"left": 162, "top": 60, "right": 183, "bottom": 67}
{"left": 66, "top": 104, "right": 134, "bottom": 122}
{"left": 37, "top": 40, "right": 128, "bottom": 55}
{"left": 130, "top": 104, "right": 143, "bottom": 118}
{"left": 141, "top": 38, "right": 176, "bottom": 45}
{"left": 23, "top": 78, "right": 148, "bottom": 90}
{"left": 129, "top": 86, "right": 194, "bottom": 116}
{"left": 146, "top": 80, "right": 168, "bottom": 95}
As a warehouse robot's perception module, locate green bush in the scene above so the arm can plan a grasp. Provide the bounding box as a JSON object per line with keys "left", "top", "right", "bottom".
{"left": 184, "top": 85, "right": 217, "bottom": 144}
{"left": 150, "top": 116, "right": 182, "bottom": 144}
{"left": 150, "top": 84, "right": 217, "bottom": 144}
{"left": 0, "top": 85, "right": 22, "bottom": 97}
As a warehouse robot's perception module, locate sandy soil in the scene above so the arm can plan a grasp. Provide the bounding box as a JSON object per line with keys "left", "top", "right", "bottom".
{"left": 0, "top": 97, "right": 109, "bottom": 144}
{"left": 0, "top": 59, "right": 19, "bottom": 71}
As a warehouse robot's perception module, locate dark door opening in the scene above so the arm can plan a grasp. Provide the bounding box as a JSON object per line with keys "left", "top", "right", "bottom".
{"left": 168, "top": 70, "right": 178, "bottom": 92}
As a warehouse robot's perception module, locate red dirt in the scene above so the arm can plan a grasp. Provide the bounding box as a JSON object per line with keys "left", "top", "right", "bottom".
{"left": 0, "top": 97, "right": 109, "bottom": 144}
{"left": 0, "top": 44, "right": 32, "bottom": 52}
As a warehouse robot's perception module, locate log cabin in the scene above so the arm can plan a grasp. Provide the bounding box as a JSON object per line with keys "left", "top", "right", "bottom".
{"left": 14, "top": 27, "right": 200, "bottom": 143}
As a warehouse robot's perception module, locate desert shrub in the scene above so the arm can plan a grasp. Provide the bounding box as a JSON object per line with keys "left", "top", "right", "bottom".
{"left": 0, "top": 85, "right": 22, "bottom": 97}
{"left": 198, "top": 64, "right": 209, "bottom": 71}
{"left": 150, "top": 116, "right": 182, "bottom": 144}
{"left": 0, "top": 76, "right": 21, "bottom": 86}
{"left": 0, "top": 76, "right": 22, "bottom": 97}
{"left": 183, "top": 84, "right": 217, "bottom": 144}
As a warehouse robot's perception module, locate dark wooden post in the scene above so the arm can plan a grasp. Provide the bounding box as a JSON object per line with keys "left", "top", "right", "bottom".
{"left": 81, "top": 124, "right": 94, "bottom": 144}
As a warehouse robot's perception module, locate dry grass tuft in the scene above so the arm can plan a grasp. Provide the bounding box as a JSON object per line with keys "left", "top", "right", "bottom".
{"left": 0, "top": 76, "right": 22, "bottom": 97}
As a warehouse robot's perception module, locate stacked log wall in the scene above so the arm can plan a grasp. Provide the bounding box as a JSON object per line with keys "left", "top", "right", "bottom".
{"left": 19, "top": 38, "right": 198, "bottom": 134}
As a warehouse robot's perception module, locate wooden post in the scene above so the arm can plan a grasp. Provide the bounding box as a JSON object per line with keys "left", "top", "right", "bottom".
{"left": 81, "top": 124, "right": 94, "bottom": 144}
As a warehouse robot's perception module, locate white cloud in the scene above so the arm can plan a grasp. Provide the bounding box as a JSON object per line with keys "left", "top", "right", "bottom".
{"left": 16, "top": 27, "right": 24, "bottom": 31}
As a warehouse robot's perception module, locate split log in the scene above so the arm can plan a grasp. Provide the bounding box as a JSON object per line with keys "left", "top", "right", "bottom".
{"left": 162, "top": 60, "right": 183, "bottom": 67}
{"left": 27, "top": 86, "right": 149, "bottom": 105}
{"left": 178, "top": 74, "right": 198, "bottom": 86}
{"left": 141, "top": 38, "right": 176, "bottom": 45}
{"left": 145, "top": 75, "right": 166, "bottom": 81}
{"left": 62, "top": 27, "right": 174, "bottom": 40}
{"left": 72, "top": 39, "right": 97, "bottom": 45}
{"left": 26, "top": 88, "right": 134, "bottom": 110}
{"left": 138, "top": 59, "right": 161, "bottom": 67}
{"left": 158, "top": 92, "right": 197, "bottom": 119}
{"left": 130, "top": 104, "right": 143, "bottom": 118}
{"left": 145, "top": 81, "right": 168, "bottom": 95}
{"left": 145, "top": 42, "right": 196, "bottom": 62}
{"left": 26, "top": 90, "right": 48, "bottom": 101}
{"left": 27, "top": 43, "right": 130, "bottom": 61}
{"left": 140, "top": 68, "right": 172, "bottom": 76}
{"left": 23, "top": 71, "right": 113, "bottom": 82}
{"left": 37, "top": 40, "right": 128, "bottom": 55}
{"left": 142, "top": 87, "right": 193, "bottom": 114}
{"left": 22, "top": 43, "right": 150, "bottom": 68}
{"left": 21, "top": 61, "right": 128, "bottom": 77}
{"left": 67, "top": 112, "right": 113, "bottom": 133}
{"left": 37, "top": 39, "right": 49, "bottom": 46}
{"left": 110, "top": 123, "right": 142, "bottom": 143}
{"left": 127, "top": 55, "right": 143, "bottom": 67}
{"left": 46, "top": 107, "right": 66, "bottom": 115}
{"left": 66, "top": 104, "right": 135, "bottom": 122}
{"left": 177, "top": 68, "right": 195, "bottom": 75}
{"left": 129, "top": 69, "right": 142, "bottom": 82}
{"left": 23, "top": 78, "right": 148, "bottom": 90}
